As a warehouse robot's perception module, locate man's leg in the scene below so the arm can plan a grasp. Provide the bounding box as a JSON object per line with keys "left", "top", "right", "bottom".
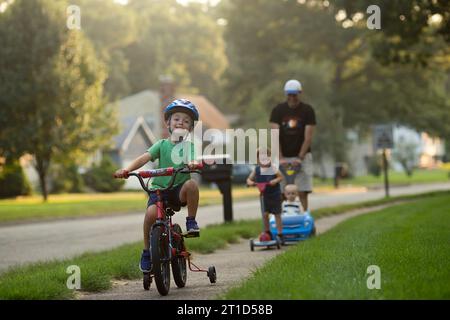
{"left": 298, "top": 191, "right": 308, "bottom": 212}
{"left": 296, "top": 153, "right": 313, "bottom": 212}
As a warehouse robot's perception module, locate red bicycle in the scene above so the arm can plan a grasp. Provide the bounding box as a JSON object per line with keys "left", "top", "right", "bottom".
{"left": 118, "top": 164, "right": 216, "bottom": 296}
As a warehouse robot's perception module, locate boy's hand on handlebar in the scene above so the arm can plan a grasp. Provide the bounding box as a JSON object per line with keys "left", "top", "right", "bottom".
{"left": 247, "top": 180, "right": 256, "bottom": 187}
{"left": 113, "top": 169, "right": 129, "bottom": 179}
{"left": 187, "top": 161, "right": 202, "bottom": 170}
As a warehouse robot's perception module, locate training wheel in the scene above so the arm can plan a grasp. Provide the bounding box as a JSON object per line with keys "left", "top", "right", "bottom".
{"left": 207, "top": 266, "right": 217, "bottom": 283}
{"left": 143, "top": 273, "right": 152, "bottom": 290}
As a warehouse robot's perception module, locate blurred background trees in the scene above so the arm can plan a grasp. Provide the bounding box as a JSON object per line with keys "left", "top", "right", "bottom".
{"left": 0, "top": 0, "right": 448, "bottom": 198}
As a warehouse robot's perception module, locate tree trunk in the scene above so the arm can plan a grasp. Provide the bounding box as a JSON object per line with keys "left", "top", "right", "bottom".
{"left": 35, "top": 155, "right": 49, "bottom": 202}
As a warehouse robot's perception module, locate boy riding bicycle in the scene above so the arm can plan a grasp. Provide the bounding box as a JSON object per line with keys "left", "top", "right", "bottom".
{"left": 114, "top": 99, "right": 200, "bottom": 273}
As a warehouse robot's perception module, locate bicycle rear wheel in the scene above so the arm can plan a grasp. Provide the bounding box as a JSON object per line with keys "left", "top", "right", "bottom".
{"left": 151, "top": 225, "right": 171, "bottom": 296}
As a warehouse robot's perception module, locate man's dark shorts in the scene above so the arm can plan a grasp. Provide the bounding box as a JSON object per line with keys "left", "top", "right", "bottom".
{"left": 262, "top": 195, "right": 282, "bottom": 215}
{"left": 147, "top": 183, "right": 186, "bottom": 210}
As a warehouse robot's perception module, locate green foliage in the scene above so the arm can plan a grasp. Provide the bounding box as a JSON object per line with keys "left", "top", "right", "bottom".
{"left": 125, "top": 0, "right": 228, "bottom": 100}
{"left": 70, "top": 0, "right": 139, "bottom": 100}
{"left": 392, "top": 139, "right": 419, "bottom": 177}
{"left": 366, "top": 154, "right": 382, "bottom": 177}
{"left": 0, "top": 159, "right": 32, "bottom": 199}
{"left": 0, "top": 0, "right": 118, "bottom": 200}
{"left": 50, "top": 163, "right": 85, "bottom": 194}
{"left": 83, "top": 156, "right": 125, "bottom": 193}
{"left": 219, "top": 0, "right": 450, "bottom": 162}
{"left": 335, "top": 0, "right": 450, "bottom": 66}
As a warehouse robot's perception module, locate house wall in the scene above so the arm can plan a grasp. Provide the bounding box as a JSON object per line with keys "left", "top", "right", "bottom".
{"left": 122, "top": 127, "right": 155, "bottom": 190}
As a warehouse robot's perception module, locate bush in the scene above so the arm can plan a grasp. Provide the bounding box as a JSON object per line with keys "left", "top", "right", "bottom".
{"left": 83, "top": 156, "right": 125, "bottom": 192}
{"left": 366, "top": 155, "right": 382, "bottom": 177}
{"left": 0, "top": 158, "right": 32, "bottom": 198}
{"left": 50, "top": 163, "right": 85, "bottom": 194}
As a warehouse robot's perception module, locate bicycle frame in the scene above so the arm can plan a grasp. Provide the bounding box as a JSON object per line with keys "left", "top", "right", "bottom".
{"left": 128, "top": 165, "right": 210, "bottom": 273}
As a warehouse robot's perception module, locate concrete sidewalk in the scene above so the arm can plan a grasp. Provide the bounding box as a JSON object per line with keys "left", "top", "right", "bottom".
{"left": 0, "top": 182, "right": 449, "bottom": 273}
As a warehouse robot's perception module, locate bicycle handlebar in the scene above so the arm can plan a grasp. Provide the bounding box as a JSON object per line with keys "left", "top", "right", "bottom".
{"left": 121, "top": 163, "right": 203, "bottom": 193}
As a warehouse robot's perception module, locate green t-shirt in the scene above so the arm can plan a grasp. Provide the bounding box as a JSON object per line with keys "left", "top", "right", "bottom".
{"left": 147, "top": 139, "right": 196, "bottom": 189}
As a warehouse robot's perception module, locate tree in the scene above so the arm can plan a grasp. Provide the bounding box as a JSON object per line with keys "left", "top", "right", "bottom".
{"left": 219, "top": 0, "right": 450, "bottom": 157}
{"left": 125, "top": 0, "right": 228, "bottom": 100}
{"left": 392, "top": 138, "right": 419, "bottom": 177}
{"left": 70, "top": 0, "right": 139, "bottom": 100}
{"left": 335, "top": 0, "right": 450, "bottom": 66}
{"left": 0, "top": 0, "right": 117, "bottom": 201}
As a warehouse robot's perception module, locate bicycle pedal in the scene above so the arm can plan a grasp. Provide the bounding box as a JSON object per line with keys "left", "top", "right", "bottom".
{"left": 183, "top": 231, "right": 200, "bottom": 238}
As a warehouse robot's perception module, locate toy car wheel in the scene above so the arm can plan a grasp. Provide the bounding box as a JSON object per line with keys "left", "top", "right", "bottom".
{"left": 250, "top": 239, "right": 254, "bottom": 251}
{"left": 143, "top": 273, "right": 151, "bottom": 291}
{"left": 311, "top": 226, "right": 317, "bottom": 236}
{"left": 207, "top": 266, "right": 217, "bottom": 283}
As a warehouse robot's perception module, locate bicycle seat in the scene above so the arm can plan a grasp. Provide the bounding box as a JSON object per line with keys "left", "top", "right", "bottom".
{"left": 164, "top": 200, "right": 181, "bottom": 213}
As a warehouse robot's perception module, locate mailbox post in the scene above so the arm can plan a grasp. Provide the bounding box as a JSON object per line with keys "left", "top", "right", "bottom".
{"left": 199, "top": 154, "right": 234, "bottom": 222}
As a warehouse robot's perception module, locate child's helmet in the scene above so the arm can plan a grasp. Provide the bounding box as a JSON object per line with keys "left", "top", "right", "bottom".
{"left": 164, "top": 99, "right": 199, "bottom": 122}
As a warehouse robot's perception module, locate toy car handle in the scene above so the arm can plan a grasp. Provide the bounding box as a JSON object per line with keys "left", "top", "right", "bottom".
{"left": 280, "top": 159, "right": 302, "bottom": 169}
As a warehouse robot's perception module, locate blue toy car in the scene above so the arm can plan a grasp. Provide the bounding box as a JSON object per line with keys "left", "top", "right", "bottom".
{"left": 269, "top": 211, "right": 316, "bottom": 242}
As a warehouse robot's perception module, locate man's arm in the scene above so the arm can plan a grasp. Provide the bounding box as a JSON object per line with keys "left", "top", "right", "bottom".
{"left": 298, "top": 125, "right": 315, "bottom": 160}
{"left": 270, "top": 122, "right": 286, "bottom": 162}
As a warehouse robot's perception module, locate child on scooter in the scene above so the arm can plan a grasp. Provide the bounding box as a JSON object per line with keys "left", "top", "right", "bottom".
{"left": 246, "top": 147, "right": 284, "bottom": 243}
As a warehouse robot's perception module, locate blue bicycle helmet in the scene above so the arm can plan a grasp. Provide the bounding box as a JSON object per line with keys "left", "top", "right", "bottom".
{"left": 164, "top": 99, "right": 199, "bottom": 122}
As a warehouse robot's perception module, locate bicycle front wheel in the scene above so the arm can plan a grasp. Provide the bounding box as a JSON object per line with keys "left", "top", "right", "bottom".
{"left": 171, "top": 224, "right": 187, "bottom": 288}
{"left": 151, "top": 225, "right": 171, "bottom": 296}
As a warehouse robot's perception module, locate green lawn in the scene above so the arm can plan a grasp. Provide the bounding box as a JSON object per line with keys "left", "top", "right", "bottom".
{"left": 1, "top": 191, "right": 448, "bottom": 300}
{"left": 0, "top": 220, "right": 261, "bottom": 300}
{"left": 0, "top": 186, "right": 259, "bottom": 224}
{"left": 314, "top": 168, "right": 449, "bottom": 188}
{"left": 222, "top": 193, "right": 450, "bottom": 299}
{"left": 1, "top": 169, "right": 447, "bottom": 224}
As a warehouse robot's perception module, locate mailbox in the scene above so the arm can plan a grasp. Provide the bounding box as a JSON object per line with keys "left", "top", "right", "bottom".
{"left": 198, "top": 154, "right": 233, "bottom": 222}
{"left": 200, "top": 154, "right": 232, "bottom": 182}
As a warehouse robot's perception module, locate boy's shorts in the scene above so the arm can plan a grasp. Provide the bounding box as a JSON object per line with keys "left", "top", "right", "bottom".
{"left": 147, "top": 183, "right": 186, "bottom": 210}
{"left": 262, "top": 195, "right": 282, "bottom": 215}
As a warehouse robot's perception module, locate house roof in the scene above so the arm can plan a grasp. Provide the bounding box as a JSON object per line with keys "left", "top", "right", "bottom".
{"left": 112, "top": 90, "right": 229, "bottom": 150}
{"left": 176, "top": 93, "right": 230, "bottom": 130}
{"left": 114, "top": 116, "right": 157, "bottom": 152}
